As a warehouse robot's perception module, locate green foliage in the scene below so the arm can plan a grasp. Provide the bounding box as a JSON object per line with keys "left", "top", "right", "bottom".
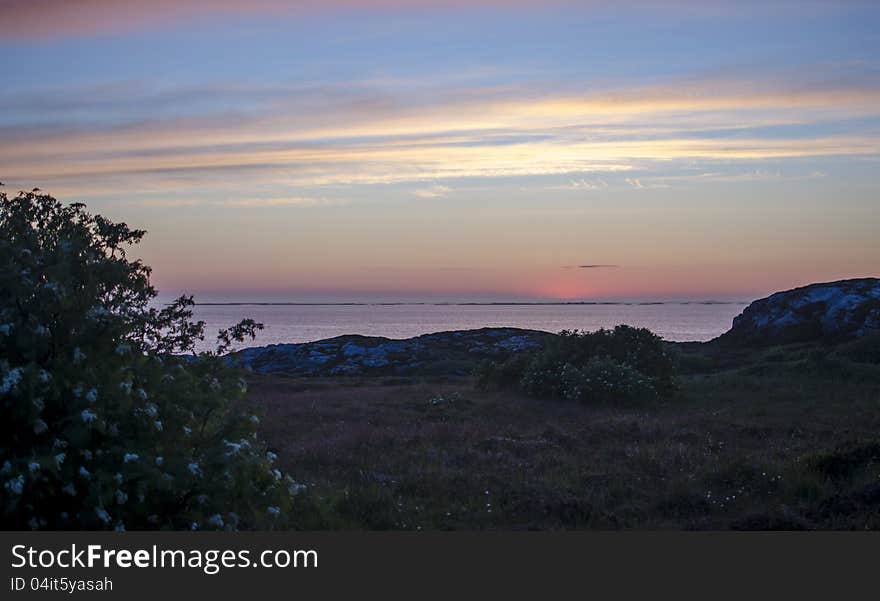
{"left": 0, "top": 189, "right": 302, "bottom": 530}
{"left": 476, "top": 325, "right": 677, "bottom": 404}
{"left": 556, "top": 356, "right": 659, "bottom": 403}
{"left": 474, "top": 354, "right": 530, "bottom": 392}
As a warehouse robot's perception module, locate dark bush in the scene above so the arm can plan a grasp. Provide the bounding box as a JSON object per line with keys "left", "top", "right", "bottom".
{"left": 0, "top": 190, "right": 302, "bottom": 530}
{"left": 476, "top": 325, "right": 677, "bottom": 404}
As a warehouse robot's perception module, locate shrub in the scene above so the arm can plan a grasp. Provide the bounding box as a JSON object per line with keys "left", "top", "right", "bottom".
{"left": 0, "top": 189, "right": 300, "bottom": 530}
{"left": 477, "top": 325, "right": 677, "bottom": 404}
{"left": 474, "top": 355, "right": 531, "bottom": 391}
{"left": 558, "top": 357, "right": 658, "bottom": 404}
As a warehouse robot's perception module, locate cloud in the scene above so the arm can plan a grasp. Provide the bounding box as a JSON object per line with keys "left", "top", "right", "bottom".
{"left": 0, "top": 1, "right": 585, "bottom": 39}
{"left": 3, "top": 75, "right": 879, "bottom": 195}
{"left": 130, "top": 196, "right": 341, "bottom": 208}
{"left": 557, "top": 178, "right": 608, "bottom": 191}
{"left": 413, "top": 185, "right": 452, "bottom": 198}
{"left": 561, "top": 264, "right": 620, "bottom": 269}
{"left": 0, "top": 1, "right": 857, "bottom": 40}
{"left": 626, "top": 178, "right": 670, "bottom": 190}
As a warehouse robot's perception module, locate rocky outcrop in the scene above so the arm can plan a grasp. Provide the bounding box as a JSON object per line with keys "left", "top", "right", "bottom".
{"left": 720, "top": 278, "right": 880, "bottom": 345}
{"left": 231, "top": 327, "right": 551, "bottom": 376}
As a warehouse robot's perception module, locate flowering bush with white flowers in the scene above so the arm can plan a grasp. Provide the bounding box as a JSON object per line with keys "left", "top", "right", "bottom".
{"left": 477, "top": 325, "right": 677, "bottom": 404}
{"left": 0, "top": 189, "right": 299, "bottom": 530}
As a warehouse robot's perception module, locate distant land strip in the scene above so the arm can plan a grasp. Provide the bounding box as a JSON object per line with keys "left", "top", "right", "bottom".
{"left": 177, "top": 301, "right": 749, "bottom": 306}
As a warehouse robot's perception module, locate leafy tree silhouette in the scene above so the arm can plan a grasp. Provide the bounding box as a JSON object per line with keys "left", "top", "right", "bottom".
{"left": 0, "top": 189, "right": 301, "bottom": 530}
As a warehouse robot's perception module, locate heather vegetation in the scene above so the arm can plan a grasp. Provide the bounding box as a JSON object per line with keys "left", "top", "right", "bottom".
{"left": 248, "top": 338, "right": 880, "bottom": 530}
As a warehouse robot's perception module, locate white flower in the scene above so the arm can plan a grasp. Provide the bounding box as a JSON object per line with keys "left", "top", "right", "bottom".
{"left": 55, "top": 453, "right": 66, "bottom": 467}
{"left": 187, "top": 462, "right": 201, "bottom": 477}
{"left": 28, "top": 462, "right": 40, "bottom": 472}
{"left": 38, "top": 369, "right": 51, "bottom": 384}
{"left": 4, "top": 475, "right": 25, "bottom": 495}
{"left": 0, "top": 324, "right": 11, "bottom": 336}
{"left": 82, "top": 449, "right": 92, "bottom": 461}
{"left": 183, "top": 426, "right": 192, "bottom": 435}
{"left": 80, "top": 409, "right": 98, "bottom": 424}
{"left": 33, "top": 419, "right": 48, "bottom": 435}
{"left": 123, "top": 453, "right": 139, "bottom": 464}
{"left": 190, "top": 522, "right": 199, "bottom": 531}
{"left": 0, "top": 461, "right": 10, "bottom": 474}
{"left": 207, "top": 514, "right": 224, "bottom": 528}
{"left": 114, "top": 522, "right": 126, "bottom": 532}
{"left": 119, "top": 381, "right": 132, "bottom": 394}
{"left": 33, "top": 325, "right": 49, "bottom": 336}
{"left": 154, "top": 420, "right": 163, "bottom": 431}
{"left": 155, "top": 456, "right": 164, "bottom": 467}
{"left": 224, "top": 439, "right": 249, "bottom": 456}
{"left": 266, "top": 451, "right": 278, "bottom": 463}
{"left": 78, "top": 466, "right": 91, "bottom": 479}
{"left": 287, "top": 478, "right": 307, "bottom": 496}
{"left": 115, "top": 344, "right": 131, "bottom": 356}
{"left": 271, "top": 468, "right": 282, "bottom": 481}
{"left": 144, "top": 403, "right": 157, "bottom": 417}
{"left": 85, "top": 388, "right": 98, "bottom": 403}
{"left": 114, "top": 473, "right": 123, "bottom": 483}
{"left": 267, "top": 506, "right": 281, "bottom": 517}
{"left": 137, "top": 388, "right": 149, "bottom": 402}
{"left": 62, "top": 483, "right": 76, "bottom": 496}
{"left": 94, "top": 507, "right": 111, "bottom": 524}
{"left": 1, "top": 367, "right": 23, "bottom": 394}
{"left": 115, "top": 490, "right": 128, "bottom": 505}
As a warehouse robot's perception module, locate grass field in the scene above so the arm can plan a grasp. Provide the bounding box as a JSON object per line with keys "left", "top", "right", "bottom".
{"left": 245, "top": 339, "right": 880, "bottom": 530}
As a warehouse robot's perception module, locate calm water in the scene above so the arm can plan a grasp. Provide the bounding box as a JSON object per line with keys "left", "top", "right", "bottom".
{"left": 188, "top": 302, "right": 748, "bottom": 351}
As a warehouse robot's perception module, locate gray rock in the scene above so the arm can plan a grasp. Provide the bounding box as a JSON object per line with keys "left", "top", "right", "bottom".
{"left": 721, "top": 278, "right": 880, "bottom": 344}
{"left": 229, "top": 327, "right": 552, "bottom": 376}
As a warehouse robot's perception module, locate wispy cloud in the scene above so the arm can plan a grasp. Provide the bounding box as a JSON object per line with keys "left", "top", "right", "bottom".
{"left": 0, "top": 1, "right": 859, "bottom": 40}
{"left": 130, "top": 196, "right": 341, "bottom": 209}
{"left": 3, "top": 75, "right": 879, "bottom": 195}
{"left": 413, "top": 185, "right": 452, "bottom": 198}
{"left": 561, "top": 264, "right": 620, "bottom": 269}
{"left": 626, "top": 178, "right": 671, "bottom": 190}
{"left": 550, "top": 178, "right": 609, "bottom": 191}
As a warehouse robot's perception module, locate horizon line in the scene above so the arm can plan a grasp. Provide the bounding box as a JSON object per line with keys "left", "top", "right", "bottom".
{"left": 179, "top": 300, "right": 750, "bottom": 307}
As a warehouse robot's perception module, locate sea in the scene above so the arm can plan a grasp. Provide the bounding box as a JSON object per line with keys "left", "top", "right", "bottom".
{"left": 185, "top": 301, "right": 749, "bottom": 351}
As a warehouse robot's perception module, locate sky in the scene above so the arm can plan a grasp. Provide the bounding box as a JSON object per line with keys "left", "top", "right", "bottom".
{"left": 1, "top": 0, "right": 878, "bottom": 301}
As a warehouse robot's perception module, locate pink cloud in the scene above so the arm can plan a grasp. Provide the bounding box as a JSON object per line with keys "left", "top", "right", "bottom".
{"left": 0, "top": 0, "right": 578, "bottom": 39}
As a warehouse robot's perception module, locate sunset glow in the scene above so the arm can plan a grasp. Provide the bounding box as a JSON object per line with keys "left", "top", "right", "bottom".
{"left": 2, "top": 1, "right": 878, "bottom": 300}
